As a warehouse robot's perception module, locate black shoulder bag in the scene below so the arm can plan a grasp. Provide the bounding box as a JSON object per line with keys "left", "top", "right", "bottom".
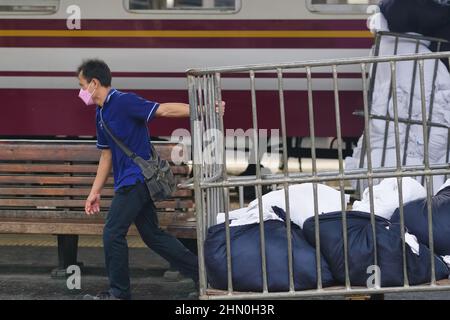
{"left": 100, "top": 114, "right": 176, "bottom": 202}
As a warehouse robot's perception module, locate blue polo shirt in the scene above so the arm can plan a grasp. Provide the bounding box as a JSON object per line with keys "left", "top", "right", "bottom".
{"left": 95, "top": 89, "right": 160, "bottom": 191}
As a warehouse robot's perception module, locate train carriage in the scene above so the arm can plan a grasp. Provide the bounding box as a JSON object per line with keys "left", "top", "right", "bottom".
{"left": 0, "top": 0, "right": 377, "bottom": 139}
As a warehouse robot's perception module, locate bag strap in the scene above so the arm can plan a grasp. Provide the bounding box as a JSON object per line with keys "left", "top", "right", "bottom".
{"left": 100, "top": 110, "right": 160, "bottom": 164}
{"left": 99, "top": 110, "right": 138, "bottom": 160}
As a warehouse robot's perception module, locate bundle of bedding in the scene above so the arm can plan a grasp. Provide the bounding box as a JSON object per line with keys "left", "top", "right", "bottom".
{"left": 391, "top": 180, "right": 450, "bottom": 256}
{"left": 302, "top": 210, "right": 449, "bottom": 287}
{"left": 206, "top": 180, "right": 450, "bottom": 291}
{"left": 204, "top": 208, "right": 335, "bottom": 292}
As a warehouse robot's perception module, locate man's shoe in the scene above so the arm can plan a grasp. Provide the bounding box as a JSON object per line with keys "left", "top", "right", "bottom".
{"left": 83, "top": 291, "right": 122, "bottom": 300}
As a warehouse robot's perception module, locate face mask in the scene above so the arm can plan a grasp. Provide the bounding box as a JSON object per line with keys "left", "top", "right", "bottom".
{"left": 78, "top": 81, "right": 96, "bottom": 106}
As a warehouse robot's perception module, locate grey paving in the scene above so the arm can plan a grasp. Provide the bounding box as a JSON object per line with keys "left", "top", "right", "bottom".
{"left": 0, "top": 246, "right": 196, "bottom": 300}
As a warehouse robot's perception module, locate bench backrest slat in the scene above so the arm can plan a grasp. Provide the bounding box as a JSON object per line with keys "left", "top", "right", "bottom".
{"left": 0, "top": 163, "right": 190, "bottom": 175}
{"left": 0, "top": 141, "right": 193, "bottom": 212}
{"left": 0, "top": 187, "right": 191, "bottom": 198}
{"left": 0, "top": 143, "right": 101, "bottom": 162}
{"left": 0, "top": 198, "right": 193, "bottom": 210}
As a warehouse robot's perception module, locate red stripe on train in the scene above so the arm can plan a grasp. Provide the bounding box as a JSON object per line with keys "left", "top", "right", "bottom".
{"left": 0, "top": 19, "right": 368, "bottom": 31}
{"left": 0, "top": 89, "right": 364, "bottom": 137}
{"left": 0, "top": 37, "right": 372, "bottom": 48}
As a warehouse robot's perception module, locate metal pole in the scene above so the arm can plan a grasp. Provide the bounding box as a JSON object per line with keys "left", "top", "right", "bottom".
{"left": 188, "top": 75, "right": 208, "bottom": 298}
{"left": 361, "top": 63, "right": 379, "bottom": 271}
{"left": 402, "top": 40, "right": 421, "bottom": 166}
{"left": 306, "top": 66, "right": 323, "bottom": 290}
{"left": 277, "top": 68, "right": 295, "bottom": 292}
{"left": 358, "top": 33, "right": 382, "bottom": 196}
{"left": 332, "top": 65, "right": 351, "bottom": 289}
{"left": 381, "top": 36, "right": 399, "bottom": 168}
{"left": 419, "top": 60, "right": 436, "bottom": 285}
{"left": 390, "top": 61, "right": 410, "bottom": 287}
{"left": 223, "top": 186, "right": 234, "bottom": 294}
{"left": 250, "top": 70, "right": 269, "bottom": 293}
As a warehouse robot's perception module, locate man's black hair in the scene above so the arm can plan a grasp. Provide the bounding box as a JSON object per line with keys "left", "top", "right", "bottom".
{"left": 77, "top": 59, "right": 112, "bottom": 87}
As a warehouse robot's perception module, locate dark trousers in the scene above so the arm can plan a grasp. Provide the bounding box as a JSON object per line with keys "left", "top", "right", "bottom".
{"left": 103, "top": 181, "right": 199, "bottom": 299}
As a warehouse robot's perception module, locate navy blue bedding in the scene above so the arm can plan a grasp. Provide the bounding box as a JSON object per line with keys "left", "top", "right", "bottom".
{"left": 204, "top": 213, "right": 335, "bottom": 292}
{"left": 302, "top": 211, "right": 449, "bottom": 287}
{"left": 391, "top": 186, "right": 450, "bottom": 256}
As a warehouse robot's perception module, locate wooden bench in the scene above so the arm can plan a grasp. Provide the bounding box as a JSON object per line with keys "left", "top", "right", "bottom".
{"left": 0, "top": 140, "right": 196, "bottom": 277}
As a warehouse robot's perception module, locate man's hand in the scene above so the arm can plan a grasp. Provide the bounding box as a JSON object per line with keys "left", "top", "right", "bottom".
{"left": 215, "top": 101, "right": 226, "bottom": 114}
{"left": 85, "top": 192, "right": 101, "bottom": 215}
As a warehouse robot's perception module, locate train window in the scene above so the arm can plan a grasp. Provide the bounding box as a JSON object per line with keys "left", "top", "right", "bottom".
{"left": 0, "top": 0, "right": 59, "bottom": 14}
{"left": 126, "top": 0, "right": 240, "bottom": 12}
{"left": 307, "top": 0, "right": 380, "bottom": 14}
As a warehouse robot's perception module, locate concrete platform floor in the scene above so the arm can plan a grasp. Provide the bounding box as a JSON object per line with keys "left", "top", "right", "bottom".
{"left": 0, "top": 235, "right": 196, "bottom": 300}
{"left": 1, "top": 234, "right": 450, "bottom": 300}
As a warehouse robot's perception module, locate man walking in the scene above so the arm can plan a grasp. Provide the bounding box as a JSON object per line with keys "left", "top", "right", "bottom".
{"left": 77, "top": 59, "right": 199, "bottom": 300}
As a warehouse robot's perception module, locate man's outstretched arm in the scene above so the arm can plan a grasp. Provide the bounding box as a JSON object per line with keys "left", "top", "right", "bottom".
{"left": 155, "top": 103, "right": 190, "bottom": 118}
{"left": 155, "top": 101, "right": 225, "bottom": 118}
